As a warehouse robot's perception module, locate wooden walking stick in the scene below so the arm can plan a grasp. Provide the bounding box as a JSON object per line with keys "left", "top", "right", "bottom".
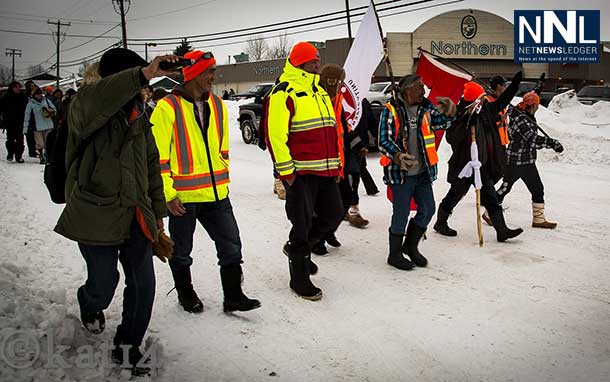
{"left": 470, "top": 124, "right": 484, "bottom": 247}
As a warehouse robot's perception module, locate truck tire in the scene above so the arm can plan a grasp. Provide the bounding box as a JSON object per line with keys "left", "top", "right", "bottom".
{"left": 241, "top": 118, "right": 256, "bottom": 145}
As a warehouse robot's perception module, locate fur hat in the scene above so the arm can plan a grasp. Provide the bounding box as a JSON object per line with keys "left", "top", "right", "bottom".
{"left": 319, "top": 64, "right": 345, "bottom": 92}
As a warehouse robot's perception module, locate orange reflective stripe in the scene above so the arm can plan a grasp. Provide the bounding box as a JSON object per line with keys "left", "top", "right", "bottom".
{"left": 165, "top": 95, "right": 194, "bottom": 174}
{"left": 421, "top": 112, "right": 438, "bottom": 166}
{"left": 173, "top": 169, "right": 229, "bottom": 191}
{"left": 209, "top": 94, "right": 223, "bottom": 144}
{"left": 381, "top": 102, "right": 401, "bottom": 167}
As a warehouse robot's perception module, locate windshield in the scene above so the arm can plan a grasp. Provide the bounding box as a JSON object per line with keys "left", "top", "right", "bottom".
{"left": 246, "top": 84, "right": 269, "bottom": 93}
{"left": 578, "top": 87, "right": 610, "bottom": 98}
{"left": 369, "top": 82, "right": 389, "bottom": 92}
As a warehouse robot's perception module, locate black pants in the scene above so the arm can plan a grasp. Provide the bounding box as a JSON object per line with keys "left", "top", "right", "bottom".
{"left": 5, "top": 125, "right": 24, "bottom": 159}
{"left": 168, "top": 198, "right": 243, "bottom": 271}
{"left": 496, "top": 163, "right": 544, "bottom": 204}
{"left": 439, "top": 170, "right": 503, "bottom": 215}
{"left": 26, "top": 129, "right": 36, "bottom": 156}
{"left": 77, "top": 219, "right": 155, "bottom": 347}
{"left": 359, "top": 157, "right": 379, "bottom": 195}
{"left": 285, "top": 174, "right": 344, "bottom": 255}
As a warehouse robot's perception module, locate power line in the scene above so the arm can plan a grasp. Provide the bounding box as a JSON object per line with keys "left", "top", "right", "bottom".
{"left": 113, "top": 0, "right": 131, "bottom": 47}
{"left": 0, "top": 10, "right": 116, "bottom": 24}
{"left": 60, "top": 24, "right": 121, "bottom": 53}
{"left": 48, "top": 19, "right": 71, "bottom": 88}
{"left": 127, "top": 0, "right": 220, "bottom": 22}
{"left": 5, "top": 48, "right": 22, "bottom": 81}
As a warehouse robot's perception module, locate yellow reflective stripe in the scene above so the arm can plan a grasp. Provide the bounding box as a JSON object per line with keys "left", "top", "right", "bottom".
{"left": 165, "top": 94, "right": 192, "bottom": 175}
{"left": 173, "top": 171, "right": 230, "bottom": 189}
{"left": 276, "top": 161, "right": 295, "bottom": 171}
{"left": 289, "top": 123, "right": 333, "bottom": 132}
{"left": 291, "top": 117, "right": 336, "bottom": 127}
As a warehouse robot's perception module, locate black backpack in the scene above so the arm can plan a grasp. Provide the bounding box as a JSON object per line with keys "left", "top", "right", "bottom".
{"left": 43, "top": 124, "right": 69, "bottom": 204}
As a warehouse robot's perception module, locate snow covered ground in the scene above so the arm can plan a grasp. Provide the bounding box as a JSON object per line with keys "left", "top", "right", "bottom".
{"left": 1, "top": 98, "right": 609, "bottom": 382}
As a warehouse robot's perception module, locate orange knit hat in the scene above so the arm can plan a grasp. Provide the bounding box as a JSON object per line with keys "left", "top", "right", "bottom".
{"left": 518, "top": 91, "right": 540, "bottom": 109}
{"left": 182, "top": 50, "right": 216, "bottom": 82}
{"left": 463, "top": 81, "right": 485, "bottom": 102}
{"left": 289, "top": 42, "right": 320, "bottom": 67}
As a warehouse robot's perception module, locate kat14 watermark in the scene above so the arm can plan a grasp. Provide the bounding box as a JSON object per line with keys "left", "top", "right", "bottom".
{"left": 0, "top": 328, "right": 162, "bottom": 375}
{"left": 514, "top": 10, "right": 601, "bottom": 63}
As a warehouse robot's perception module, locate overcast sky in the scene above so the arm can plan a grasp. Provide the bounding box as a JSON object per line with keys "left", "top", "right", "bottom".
{"left": 1, "top": 0, "right": 608, "bottom": 78}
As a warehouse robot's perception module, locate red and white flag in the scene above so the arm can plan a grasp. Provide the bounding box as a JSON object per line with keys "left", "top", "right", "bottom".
{"left": 340, "top": 1, "right": 384, "bottom": 129}
{"left": 416, "top": 50, "right": 472, "bottom": 147}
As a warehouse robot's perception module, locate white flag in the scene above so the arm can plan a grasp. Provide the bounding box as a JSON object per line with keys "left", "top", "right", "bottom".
{"left": 341, "top": 1, "right": 384, "bottom": 129}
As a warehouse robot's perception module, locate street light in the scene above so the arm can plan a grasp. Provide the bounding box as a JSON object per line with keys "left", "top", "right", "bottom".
{"left": 144, "top": 42, "right": 157, "bottom": 61}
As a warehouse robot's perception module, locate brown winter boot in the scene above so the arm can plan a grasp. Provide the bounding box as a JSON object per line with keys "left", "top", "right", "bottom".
{"left": 532, "top": 203, "right": 557, "bottom": 229}
{"left": 273, "top": 179, "right": 286, "bottom": 200}
{"left": 345, "top": 205, "right": 369, "bottom": 228}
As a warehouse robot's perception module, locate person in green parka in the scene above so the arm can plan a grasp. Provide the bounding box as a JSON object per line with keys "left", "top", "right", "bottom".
{"left": 54, "top": 48, "right": 179, "bottom": 374}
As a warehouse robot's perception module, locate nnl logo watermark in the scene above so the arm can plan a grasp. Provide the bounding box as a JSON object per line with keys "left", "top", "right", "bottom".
{"left": 514, "top": 10, "right": 600, "bottom": 63}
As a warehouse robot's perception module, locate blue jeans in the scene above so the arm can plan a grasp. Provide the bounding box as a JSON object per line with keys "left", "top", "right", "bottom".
{"left": 389, "top": 172, "right": 436, "bottom": 235}
{"left": 77, "top": 219, "right": 155, "bottom": 347}
{"left": 168, "top": 198, "right": 243, "bottom": 270}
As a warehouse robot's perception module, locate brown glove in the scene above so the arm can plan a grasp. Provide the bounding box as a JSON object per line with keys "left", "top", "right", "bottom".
{"left": 152, "top": 230, "right": 174, "bottom": 263}
{"left": 393, "top": 152, "right": 418, "bottom": 170}
{"left": 436, "top": 97, "right": 457, "bottom": 117}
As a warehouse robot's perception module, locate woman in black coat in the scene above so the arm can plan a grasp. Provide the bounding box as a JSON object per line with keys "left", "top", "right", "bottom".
{"left": 1, "top": 81, "right": 28, "bottom": 162}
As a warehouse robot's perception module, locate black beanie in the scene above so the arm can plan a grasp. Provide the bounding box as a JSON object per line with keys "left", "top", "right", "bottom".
{"left": 489, "top": 75, "right": 506, "bottom": 90}
{"left": 99, "top": 48, "right": 148, "bottom": 78}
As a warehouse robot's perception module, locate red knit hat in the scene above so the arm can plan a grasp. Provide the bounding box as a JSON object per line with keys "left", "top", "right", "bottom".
{"left": 182, "top": 50, "right": 216, "bottom": 82}
{"left": 289, "top": 42, "right": 320, "bottom": 67}
{"left": 463, "top": 81, "right": 485, "bottom": 102}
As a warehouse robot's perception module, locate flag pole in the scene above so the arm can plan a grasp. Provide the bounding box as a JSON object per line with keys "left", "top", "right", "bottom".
{"left": 371, "top": 1, "right": 410, "bottom": 152}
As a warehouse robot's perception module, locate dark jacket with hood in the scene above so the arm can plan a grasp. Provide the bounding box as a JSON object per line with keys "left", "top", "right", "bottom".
{"left": 445, "top": 71, "right": 522, "bottom": 184}
{"left": 0, "top": 87, "right": 28, "bottom": 130}
{"left": 54, "top": 67, "right": 166, "bottom": 246}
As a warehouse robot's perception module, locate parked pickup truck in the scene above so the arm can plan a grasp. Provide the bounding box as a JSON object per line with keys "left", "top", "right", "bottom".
{"left": 237, "top": 83, "right": 274, "bottom": 144}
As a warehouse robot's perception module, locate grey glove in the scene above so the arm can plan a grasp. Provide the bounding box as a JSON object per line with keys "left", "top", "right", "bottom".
{"left": 393, "top": 152, "right": 418, "bottom": 170}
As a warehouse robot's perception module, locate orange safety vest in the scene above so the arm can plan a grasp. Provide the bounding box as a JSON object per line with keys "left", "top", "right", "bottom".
{"left": 380, "top": 102, "right": 438, "bottom": 168}
{"left": 483, "top": 95, "right": 510, "bottom": 146}
{"left": 333, "top": 93, "right": 349, "bottom": 177}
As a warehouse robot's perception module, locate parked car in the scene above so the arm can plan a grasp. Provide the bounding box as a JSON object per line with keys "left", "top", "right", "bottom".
{"left": 232, "top": 82, "right": 274, "bottom": 101}
{"left": 367, "top": 81, "right": 392, "bottom": 106}
{"left": 237, "top": 83, "right": 275, "bottom": 144}
{"left": 577, "top": 85, "right": 610, "bottom": 105}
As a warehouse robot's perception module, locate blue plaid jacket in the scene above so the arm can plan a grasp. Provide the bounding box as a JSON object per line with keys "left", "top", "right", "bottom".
{"left": 378, "top": 96, "right": 454, "bottom": 185}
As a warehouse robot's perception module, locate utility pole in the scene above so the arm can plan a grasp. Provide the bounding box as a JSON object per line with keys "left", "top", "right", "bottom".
{"left": 345, "top": 0, "right": 353, "bottom": 41}
{"left": 113, "top": 0, "right": 131, "bottom": 48}
{"left": 5, "top": 48, "right": 22, "bottom": 81}
{"left": 144, "top": 42, "right": 157, "bottom": 61}
{"left": 48, "top": 19, "right": 70, "bottom": 89}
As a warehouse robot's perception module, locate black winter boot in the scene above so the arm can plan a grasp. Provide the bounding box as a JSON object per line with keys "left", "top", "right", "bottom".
{"left": 387, "top": 231, "right": 414, "bottom": 271}
{"left": 433, "top": 208, "right": 457, "bottom": 237}
{"left": 111, "top": 344, "right": 151, "bottom": 376}
{"left": 311, "top": 240, "right": 329, "bottom": 256}
{"left": 220, "top": 265, "right": 261, "bottom": 312}
{"left": 403, "top": 221, "right": 428, "bottom": 267}
{"left": 489, "top": 210, "right": 523, "bottom": 242}
{"left": 283, "top": 242, "right": 317, "bottom": 275}
{"left": 325, "top": 232, "right": 341, "bottom": 248}
{"left": 171, "top": 268, "right": 204, "bottom": 313}
{"left": 288, "top": 248, "right": 322, "bottom": 300}
{"left": 80, "top": 309, "right": 105, "bottom": 334}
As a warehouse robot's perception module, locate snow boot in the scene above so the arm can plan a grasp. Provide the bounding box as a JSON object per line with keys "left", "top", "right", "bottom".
{"left": 111, "top": 344, "right": 151, "bottom": 376}
{"left": 346, "top": 205, "right": 369, "bottom": 228}
{"left": 38, "top": 150, "right": 47, "bottom": 165}
{"left": 171, "top": 268, "right": 204, "bottom": 313}
{"left": 15, "top": 157, "right": 24, "bottom": 163}
{"left": 433, "top": 207, "right": 457, "bottom": 237}
{"left": 482, "top": 209, "right": 493, "bottom": 226}
{"left": 311, "top": 240, "right": 329, "bottom": 256}
{"left": 387, "top": 231, "right": 414, "bottom": 271}
{"left": 283, "top": 242, "right": 317, "bottom": 275}
{"left": 80, "top": 309, "right": 105, "bottom": 334}
{"left": 220, "top": 265, "right": 261, "bottom": 313}
{"left": 288, "top": 249, "right": 322, "bottom": 300}
{"left": 7, "top": 152, "right": 13, "bottom": 162}
{"left": 402, "top": 221, "right": 428, "bottom": 267}
{"left": 532, "top": 203, "right": 557, "bottom": 229}
{"left": 273, "top": 178, "right": 286, "bottom": 200}
{"left": 489, "top": 210, "right": 523, "bottom": 242}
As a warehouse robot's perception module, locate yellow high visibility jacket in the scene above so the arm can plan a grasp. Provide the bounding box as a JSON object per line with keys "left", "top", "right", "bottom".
{"left": 150, "top": 90, "right": 230, "bottom": 203}
{"left": 265, "top": 59, "right": 341, "bottom": 179}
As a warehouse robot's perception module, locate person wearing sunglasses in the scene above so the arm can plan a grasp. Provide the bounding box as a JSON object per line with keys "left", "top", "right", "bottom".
{"left": 151, "top": 50, "right": 260, "bottom": 315}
